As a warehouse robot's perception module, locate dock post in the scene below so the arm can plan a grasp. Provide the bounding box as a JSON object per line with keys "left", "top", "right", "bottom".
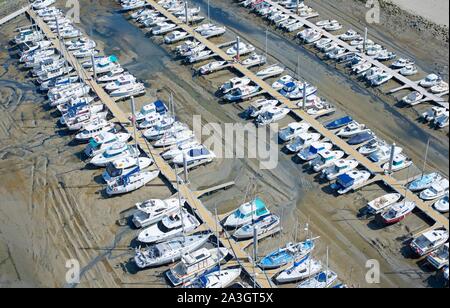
{"left": 236, "top": 36, "right": 240, "bottom": 62}
{"left": 388, "top": 143, "right": 396, "bottom": 174}
{"left": 363, "top": 27, "right": 368, "bottom": 54}
{"left": 184, "top": 1, "right": 189, "bottom": 25}
{"left": 252, "top": 226, "right": 258, "bottom": 288}
{"left": 183, "top": 153, "right": 189, "bottom": 184}
{"left": 90, "top": 53, "right": 97, "bottom": 80}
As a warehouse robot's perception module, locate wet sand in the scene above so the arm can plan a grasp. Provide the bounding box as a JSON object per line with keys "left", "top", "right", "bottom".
{"left": 0, "top": 0, "right": 448, "bottom": 288}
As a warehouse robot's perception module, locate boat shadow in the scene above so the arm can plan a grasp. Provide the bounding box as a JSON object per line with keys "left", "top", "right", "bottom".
{"left": 366, "top": 216, "right": 387, "bottom": 231}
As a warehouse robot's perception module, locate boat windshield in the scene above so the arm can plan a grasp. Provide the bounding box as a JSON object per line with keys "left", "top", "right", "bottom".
{"left": 106, "top": 163, "right": 122, "bottom": 178}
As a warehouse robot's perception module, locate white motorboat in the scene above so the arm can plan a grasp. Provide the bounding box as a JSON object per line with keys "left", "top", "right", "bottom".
{"left": 336, "top": 121, "right": 369, "bottom": 138}
{"left": 285, "top": 132, "right": 322, "bottom": 153}
{"left": 421, "top": 107, "right": 447, "bottom": 122}
{"left": 399, "top": 65, "right": 418, "bottom": 76}
{"left": 358, "top": 139, "right": 385, "bottom": 156}
{"left": 325, "top": 47, "right": 346, "bottom": 59}
{"left": 161, "top": 140, "right": 200, "bottom": 161}
{"left": 143, "top": 121, "right": 186, "bottom": 141}
{"left": 72, "top": 48, "right": 98, "bottom": 59}
{"left": 199, "top": 26, "right": 227, "bottom": 38}
{"left": 220, "top": 77, "right": 251, "bottom": 94}
{"left": 242, "top": 53, "right": 267, "bottom": 67}
{"left": 132, "top": 198, "right": 184, "bottom": 228}
{"left": 256, "top": 106, "right": 290, "bottom": 126}
{"left": 278, "top": 122, "right": 310, "bottom": 142}
{"left": 353, "top": 61, "right": 372, "bottom": 74}
{"left": 65, "top": 112, "right": 108, "bottom": 131}
{"left": 297, "top": 270, "right": 338, "bottom": 288}
{"left": 109, "top": 82, "right": 145, "bottom": 98}
{"left": 339, "top": 29, "right": 360, "bottom": 41}
{"left": 314, "top": 38, "right": 332, "bottom": 50}
{"left": 364, "top": 67, "right": 383, "bottom": 81}
{"left": 84, "top": 132, "right": 131, "bottom": 158}
{"left": 134, "top": 100, "right": 168, "bottom": 122}
{"left": 420, "top": 179, "right": 449, "bottom": 201}
{"left": 185, "top": 268, "right": 242, "bottom": 288}
{"left": 410, "top": 229, "right": 449, "bottom": 257}
{"left": 391, "top": 58, "right": 414, "bottom": 69}
{"left": 310, "top": 150, "right": 345, "bottom": 172}
{"left": 434, "top": 113, "right": 449, "bottom": 129}
{"left": 380, "top": 200, "right": 416, "bottom": 224}
{"left": 426, "top": 243, "right": 449, "bottom": 270}
{"left": 272, "top": 75, "right": 294, "bottom": 91}
{"left": 226, "top": 42, "right": 255, "bottom": 57}
{"left": 152, "top": 22, "right": 177, "bottom": 35}
{"left": 431, "top": 81, "right": 449, "bottom": 94}
{"left": 321, "top": 159, "right": 359, "bottom": 181}
{"left": 106, "top": 169, "right": 160, "bottom": 196}
{"left": 402, "top": 91, "right": 424, "bottom": 105}
{"left": 333, "top": 170, "right": 372, "bottom": 195}
{"left": 134, "top": 233, "right": 211, "bottom": 268}
{"left": 366, "top": 44, "right": 383, "bottom": 57}
{"left": 137, "top": 209, "right": 201, "bottom": 244}
{"left": 166, "top": 247, "right": 229, "bottom": 286}
{"left": 371, "top": 73, "right": 393, "bottom": 86}
{"left": 102, "top": 156, "right": 153, "bottom": 184}
{"left": 172, "top": 146, "right": 215, "bottom": 166}
{"left": 233, "top": 214, "right": 280, "bottom": 240}
{"left": 90, "top": 143, "right": 139, "bottom": 167}
{"left": 376, "top": 50, "right": 397, "bottom": 61}
{"left": 224, "top": 85, "right": 260, "bottom": 102}
{"left": 154, "top": 129, "right": 195, "bottom": 147}
{"left": 198, "top": 61, "right": 227, "bottom": 75}
{"left": 223, "top": 198, "right": 270, "bottom": 228}
{"left": 32, "top": 0, "right": 56, "bottom": 10}
{"left": 186, "top": 50, "right": 212, "bottom": 63}
{"left": 366, "top": 193, "right": 402, "bottom": 215}
{"left": 420, "top": 74, "right": 442, "bottom": 88}
{"left": 382, "top": 154, "right": 413, "bottom": 172}
{"left": 315, "top": 19, "right": 335, "bottom": 28}
{"left": 74, "top": 118, "right": 113, "bottom": 142}
{"left": 40, "top": 75, "right": 79, "bottom": 91}
{"left": 256, "top": 64, "right": 284, "bottom": 79}
{"left": 59, "top": 28, "right": 82, "bottom": 39}
{"left": 280, "top": 81, "right": 317, "bottom": 100}
{"left": 104, "top": 74, "right": 137, "bottom": 92}
{"left": 297, "top": 142, "right": 333, "bottom": 161}
{"left": 276, "top": 255, "right": 322, "bottom": 284}
{"left": 97, "top": 67, "right": 126, "bottom": 83}
{"left": 324, "top": 21, "right": 342, "bottom": 31}
{"left": 369, "top": 144, "right": 403, "bottom": 164}
{"left": 164, "top": 31, "right": 188, "bottom": 44}
{"left": 433, "top": 194, "right": 449, "bottom": 213}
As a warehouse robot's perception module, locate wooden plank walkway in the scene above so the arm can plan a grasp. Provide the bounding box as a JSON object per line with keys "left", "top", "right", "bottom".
{"left": 0, "top": 5, "right": 30, "bottom": 26}
{"left": 143, "top": 0, "right": 448, "bottom": 232}
{"left": 26, "top": 8, "right": 273, "bottom": 289}
{"left": 264, "top": 0, "right": 448, "bottom": 110}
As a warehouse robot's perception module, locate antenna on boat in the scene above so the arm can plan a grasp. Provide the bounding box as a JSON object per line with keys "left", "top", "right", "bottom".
{"left": 421, "top": 138, "right": 430, "bottom": 178}
{"left": 363, "top": 27, "right": 368, "bottom": 55}
{"left": 302, "top": 81, "right": 307, "bottom": 110}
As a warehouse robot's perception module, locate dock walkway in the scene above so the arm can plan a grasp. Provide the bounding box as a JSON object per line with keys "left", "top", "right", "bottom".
{"left": 0, "top": 6, "right": 30, "bottom": 26}
{"left": 26, "top": 8, "right": 273, "bottom": 288}
{"left": 143, "top": 0, "right": 448, "bottom": 232}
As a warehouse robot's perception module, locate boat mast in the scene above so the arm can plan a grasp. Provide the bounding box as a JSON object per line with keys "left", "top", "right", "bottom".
{"left": 421, "top": 138, "right": 430, "bottom": 178}
{"left": 130, "top": 96, "right": 139, "bottom": 159}
{"left": 325, "top": 246, "right": 329, "bottom": 287}
{"left": 215, "top": 205, "right": 220, "bottom": 276}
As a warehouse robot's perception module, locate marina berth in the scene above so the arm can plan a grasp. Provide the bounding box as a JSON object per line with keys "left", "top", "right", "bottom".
{"left": 223, "top": 198, "right": 270, "bottom": 228}
{"left": 102, "top": 156, "right": 153, "bottom": 184}
{"left": 132, "top": 198, "right": 184, "bottom": 228}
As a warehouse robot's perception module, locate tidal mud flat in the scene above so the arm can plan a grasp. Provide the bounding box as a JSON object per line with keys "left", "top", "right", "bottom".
{"left": 0, "top": 0, "right": 448, "bottom": 288}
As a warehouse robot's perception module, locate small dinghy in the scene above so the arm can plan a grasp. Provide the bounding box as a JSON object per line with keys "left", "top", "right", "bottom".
{"left": 134, "top": 233, "right": 211, "bottom": 269}
{"left": 380, "top": 200, "right": 416, "bottom": 224}
{"left": 276, "top": 255, "right": 322, "bottom": 284}
{"left": 278, "top": 122, "right": 310, "bottom": 142}
{"left": 297, "top": 270, "right": 338, "bottom": 288}
{"left": 223, "top": 198, "right": 270, "bottom": 228}
{"left": 297, "top": 142, "right": 333, "bottom": 161}
{"left": 166, "top": 247, "right": 229, "bottom": 286}
{"left": 106, "top": 169, "right": 160, "bottom": 196}
{"left": 366, "top": 193, "right": 402, "bottom": 215}
{"left": 132, "top": 198, "right": 184, "bottom": 229}
{"left": 420, "top": 179, "right": 449, "bottom": 201}
{"left": 433, "top": 194, "right": 449, "bottom": 213}
{"left": 259, "top": 239, "right": 318, "bottom": 270}
{"left": 233, "top": 214, "right": 280, "bottom": 240}
{"left": 408, "top": 172, "right": 443, "bottom": 192}
{"left": 137, "top": 209, "right": 201, "bottom": 244}
{"left": 410, "top": 229, "right": 449, "bottom": 257}
{"left": 185, "top": 268, "right": 241, "bottom": 288}
{"left": 321, "top": 159, "right": 359, "bottom": 181}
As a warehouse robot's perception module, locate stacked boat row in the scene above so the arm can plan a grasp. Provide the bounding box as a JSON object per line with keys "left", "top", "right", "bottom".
{"left": 239, "top": 0, "right": 449, "bottom": 127}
